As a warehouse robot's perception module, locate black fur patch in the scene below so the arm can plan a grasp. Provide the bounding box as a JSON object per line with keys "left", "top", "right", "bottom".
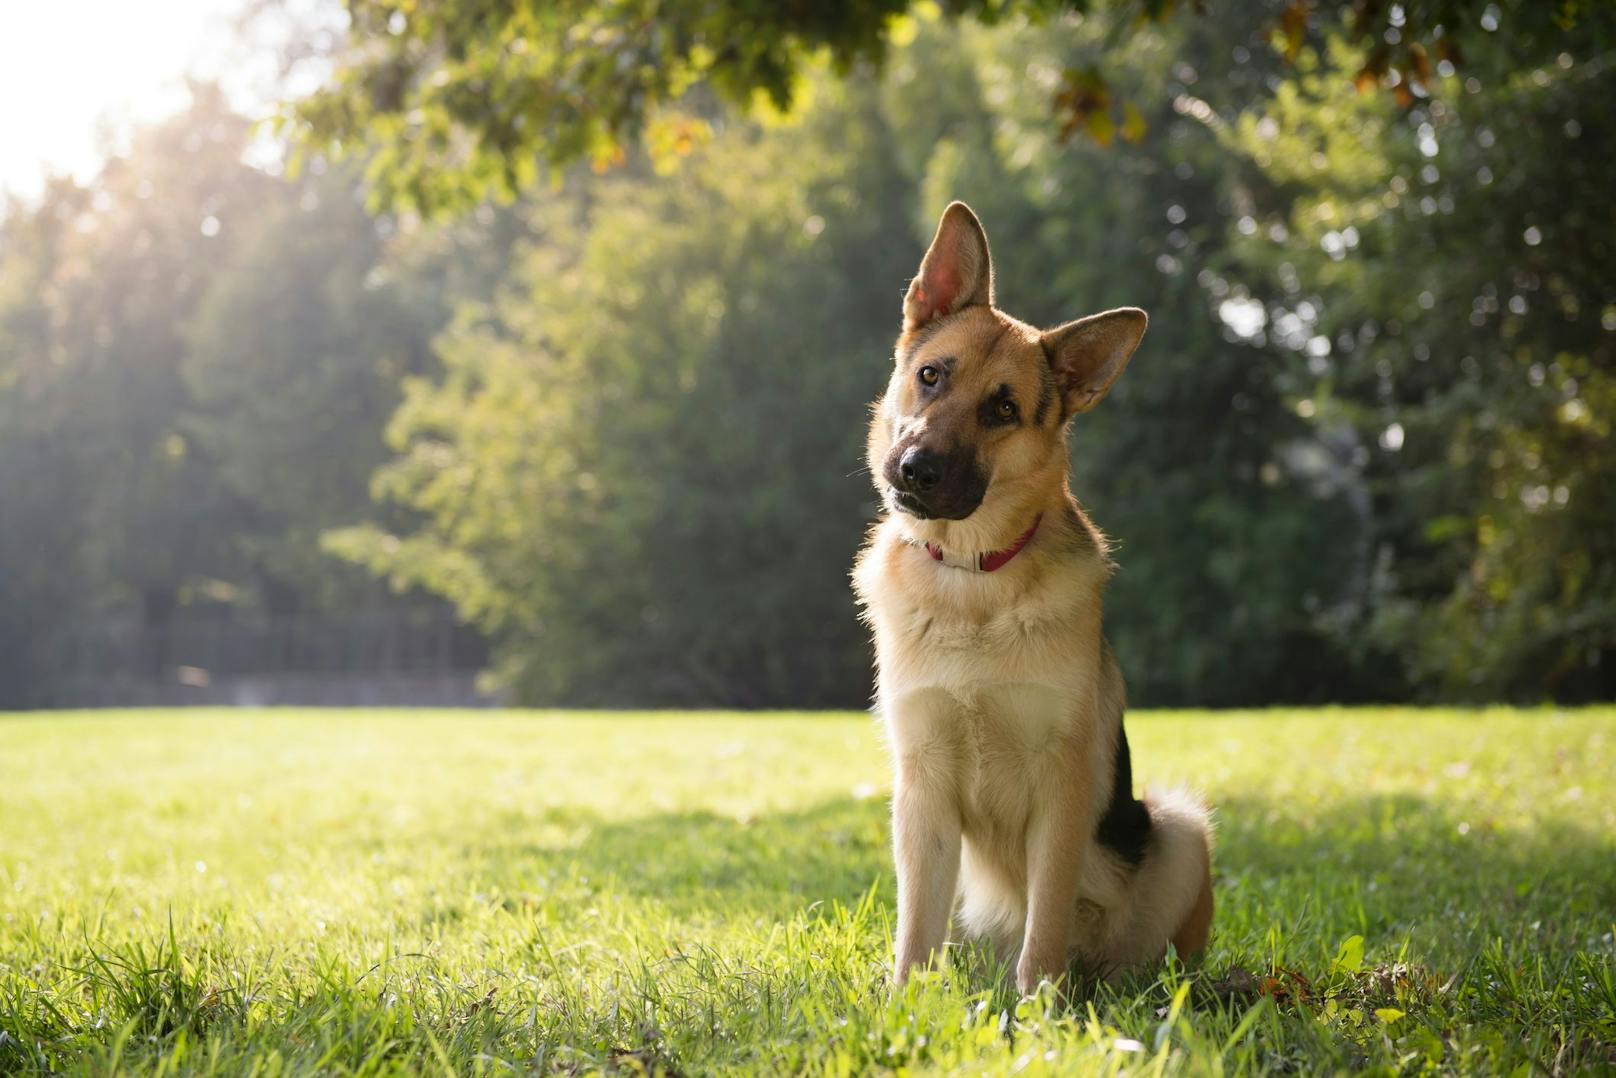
{"left": 1033, "top": 366, "right": 1055, "bottom": 425}
{"left": 1095, "top": 719, "right": 1152, "bottom": 867}
{"left": 977, "top": 383, "right": 1019, "bottom": 428}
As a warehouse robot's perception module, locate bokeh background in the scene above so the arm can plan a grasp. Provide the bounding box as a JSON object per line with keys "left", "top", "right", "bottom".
{"left": 1, "top": 0, "right": 1610, "bottom": 711}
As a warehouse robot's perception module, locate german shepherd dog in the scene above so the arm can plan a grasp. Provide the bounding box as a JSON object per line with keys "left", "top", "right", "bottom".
{"left": 853, "top": 202, "right": 1213, "bottom": 994}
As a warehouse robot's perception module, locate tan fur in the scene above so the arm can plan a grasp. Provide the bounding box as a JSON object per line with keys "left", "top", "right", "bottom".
{"left": 1172, "top": 844, "right": 1216, "bottom": 956}
{"left": 853, "top": 202, "right": 1214, "bottom": 994}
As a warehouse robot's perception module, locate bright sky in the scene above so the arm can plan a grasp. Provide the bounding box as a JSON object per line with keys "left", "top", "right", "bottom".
{"left": 0, "top": 0, "right": 273, "bottom": 201}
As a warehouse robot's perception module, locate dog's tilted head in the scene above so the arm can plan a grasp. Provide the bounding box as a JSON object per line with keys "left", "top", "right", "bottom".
{"left": 868, "top": 201, "right": 1149, "bottom": 527}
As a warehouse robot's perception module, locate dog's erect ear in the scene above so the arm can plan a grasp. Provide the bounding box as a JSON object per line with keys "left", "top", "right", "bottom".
{"left": 1042, "top": 307, "right": 1148, "bottom": 415}
{"left": 903, "top": 202, "right": 993, "bottom": 333}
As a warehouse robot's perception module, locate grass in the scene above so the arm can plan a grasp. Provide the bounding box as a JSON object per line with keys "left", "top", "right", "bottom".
{"left": 0, "top": 707, "right": 1612, "bottom": 1075}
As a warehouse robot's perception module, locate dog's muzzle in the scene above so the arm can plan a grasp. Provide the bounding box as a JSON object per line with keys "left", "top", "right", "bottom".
{"left": 884, "top": 445, "right": 987, "bottom": 520}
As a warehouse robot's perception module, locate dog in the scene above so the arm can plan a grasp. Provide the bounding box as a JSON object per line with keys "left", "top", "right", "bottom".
{"left": 853, "top": 202, "right": 1213, "bottom": 994}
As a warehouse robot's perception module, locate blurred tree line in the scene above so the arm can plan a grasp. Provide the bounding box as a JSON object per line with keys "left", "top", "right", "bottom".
{"left": 0, "top": 88, "right": 506, "bottom": 704}
{"left": 0, "top": 1, "right": 1609, "bottom": 707}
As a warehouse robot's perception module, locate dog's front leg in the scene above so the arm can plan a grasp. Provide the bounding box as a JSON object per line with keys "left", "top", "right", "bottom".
{"left": 891, "top": 758, "right": 961, "bottom": 984}
{"left": 886, "top": 688, "right": 963, "bottom": 985}
{"left": 1016, "top": 744, "right": 1087, "bottom": 995}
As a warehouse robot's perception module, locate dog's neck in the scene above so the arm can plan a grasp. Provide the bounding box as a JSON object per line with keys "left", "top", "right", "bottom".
{"left": 921, "top": 514, "right": 1043, "bottom": 572}
{"left": 896, "top": 470, "right": 1073, "bottom": 568}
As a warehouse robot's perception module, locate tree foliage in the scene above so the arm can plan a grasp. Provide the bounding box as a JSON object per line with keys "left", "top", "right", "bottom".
{"left": 326, "top": 1, "right": 1613, "bottom": 705}
{"left": 2, "top": 1, "right": 1609, "bottom": 707}
{"left": 327, "top": 79, "right": 917, "bottom": 704}
{"left": 328, "top": 14, "right": 1332, "bottom": 706}
{"left": 285, "top": 0, "right": 1616, "bottom": 213}
{"left": 0, "top": 90, "right": 491, "bottom": 705}
{"left": 1225, "top": 34, "right": 1616, "bottom": 697}
{"left": 0, "top": 90, "right": 267, "bottom": 699}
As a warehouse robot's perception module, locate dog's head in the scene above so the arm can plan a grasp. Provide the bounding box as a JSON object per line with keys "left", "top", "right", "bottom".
{"left": 868, "top": 201, "right": 1148, "bottom": 528}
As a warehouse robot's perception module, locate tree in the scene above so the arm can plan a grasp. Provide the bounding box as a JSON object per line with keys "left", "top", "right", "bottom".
{"left": 1225, "top": 29, "right": 1616, "bottom": 699}
{"left": 0, "top": 88, "right": 271, "bottom": 702}
{"left": 325, "top": 76, "right": 918, "bottom": 705}
{"left": 0, "top": 179, "right": 95, "bottom": 703}
{"left": 326, "top": 10, "right": 1380, "bottom": 707}
{"left": 284, "top": 0, "right": 1616, "bottom": 213}
{"left": 0, "top": 89, "right": 498, "bottom": 704}
{"left": 184, "top": 164, "right": 426, "bottom": 610}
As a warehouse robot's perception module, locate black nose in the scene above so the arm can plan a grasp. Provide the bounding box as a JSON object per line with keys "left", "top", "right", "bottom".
{"left": 898, "top": 446, "right": 942, "bottom": 493}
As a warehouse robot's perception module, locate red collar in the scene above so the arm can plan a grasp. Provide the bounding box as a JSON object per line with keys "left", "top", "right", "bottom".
{"left": 925, "top": 514, "right": 1043, "bottom": 572}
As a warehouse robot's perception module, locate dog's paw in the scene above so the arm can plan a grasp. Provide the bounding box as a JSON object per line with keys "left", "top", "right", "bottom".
{"left": 1015, "top": 957, "right": 1058, "bottom": 999}
{"left": 1014, "top": 972, "right": 1070, "bottom": 1011}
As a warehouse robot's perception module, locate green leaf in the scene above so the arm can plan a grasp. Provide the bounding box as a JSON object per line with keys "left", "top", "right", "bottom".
{"left": 1332, "top": 934, "right": 1365, "bottom": 973}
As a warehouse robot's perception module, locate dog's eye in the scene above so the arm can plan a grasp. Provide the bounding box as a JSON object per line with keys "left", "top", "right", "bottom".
{"left": 996, "top": 399, "right": 1018, "bottom": 421}
{"left": 918, "top": 365, "right": 940, "bottom": 387}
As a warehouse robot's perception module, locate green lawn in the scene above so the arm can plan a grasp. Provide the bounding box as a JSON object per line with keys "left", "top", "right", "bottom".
{"left": 1, "top": 708, "right": 1613, "bottom": 1075}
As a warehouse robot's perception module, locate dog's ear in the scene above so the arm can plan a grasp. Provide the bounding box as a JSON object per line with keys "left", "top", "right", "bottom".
{"left": 1042, "top": 307, "right": 1148, "bottom": 415}
{"left": 903, "top": 202, "right": 993, "bottom": 333}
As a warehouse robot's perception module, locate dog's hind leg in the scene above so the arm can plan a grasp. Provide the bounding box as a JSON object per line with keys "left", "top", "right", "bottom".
{"left": 1171, "top": 842, "right": 1215, "bottom": 957}
{"left": 1095, "top": 787, "right": 1214, "bottom": 970}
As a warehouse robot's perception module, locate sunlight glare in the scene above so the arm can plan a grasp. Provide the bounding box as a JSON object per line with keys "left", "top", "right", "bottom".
{"left": 0, "top": 0, "right": 247, "bottom": 199}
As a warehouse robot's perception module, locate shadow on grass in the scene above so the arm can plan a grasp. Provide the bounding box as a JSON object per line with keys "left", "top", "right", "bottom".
{"left": 1211, "top": 792, "right": 1616, "bottom": 961}
{"left": 458, "top": 788, "right": 1614, "bottom": 963}
{"left": 467, "top": 796, "right": 895, "bottom": 920}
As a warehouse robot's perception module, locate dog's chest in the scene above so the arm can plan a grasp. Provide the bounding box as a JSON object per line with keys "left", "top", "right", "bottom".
{"left": 915, "top": 604, "right": 1036, "bottom": 668}
{"left": 886, "top": 681, "right": 1084, "bottom": 851}
{"left": 957, "top": 682, "right": 1073, "bottom": 813}
{"left": 873, "top": 557, "right": 1112, "bottom": 855}
{"left": 876, "top": 578, "right": 1095, "bottom": 696}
